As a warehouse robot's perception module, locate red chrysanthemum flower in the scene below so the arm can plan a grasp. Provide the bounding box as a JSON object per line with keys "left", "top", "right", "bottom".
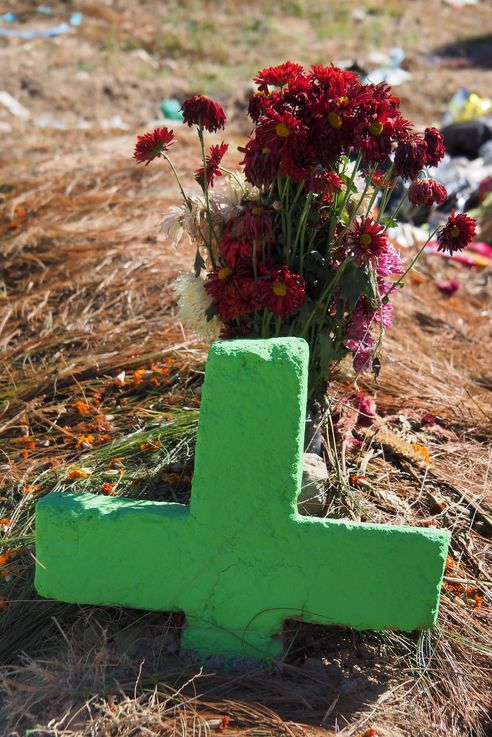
{"left": 255, "top": 109, "right": 306, "bottom": 155}
{"left": 133, "top": 127, "right": 175, "bottom": 166}
{"left": 309, "top": 169, "right": 343, "bottom": 196}
{"left": 239, "top": 137, "right": 280, "bottom": 187}
{"left": 181, "top": 95, "right": 226, "bottom": 133}
{"left": 345, "top": 217, "right": 389, "bottom": 265}
{"left": 195, "top": 142, "right": 228, "bottom": 187}
{"left": 308, "top": 64, "right": 359, "bottom": 95}
{"left": 408, "top": 178, "right": 448, "bottom": 207}
{"left": 242, "top": 205, "right": 273, "bottom": 245}
{"left": 424, "top": 127, "right": 446, "bottom": 167}
{"left": 437, "top": 210, "right": 476, "bottom": 254}
{"left": 370, "top": 167, "right": 396, "bottom": 189}
{"left": 308, "top": 89, "right": 359, "bottom": 160}
{"left": 363, "top": 112, "right": 410, "bottom": 163}
{"left": 205, "top": 261, "right": 258, "bottom": 321}
{"left": 248, "top": 89, "right": 278, "bottom": 122}
{"left": 254, "top": 61, "right": 305, "bottom": 89}
{"left": 393, "top": 133, "right": 428, "bottom": 181}
{"left": 257, "top": 266, "right": 306, "bottom": 317}
{"left": 279, "top": 144, "right": 316, "bottom": 182}
{"left": 219, "top": 232, "right": 254, "bottom": 268}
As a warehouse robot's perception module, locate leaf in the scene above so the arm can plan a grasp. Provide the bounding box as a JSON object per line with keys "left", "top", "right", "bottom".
{"left": 205, "top": 305, "right": 218, "bottom": 322}
{"left": 194, "top": 249, "right": 205, "bottom": 277}
{"left": 318, "top": 332, "right": 342, "bottom": 369}
{"left": 381, "top": 215, "right": 398, "bottom": 228}
{"left": 340, "top": 173, "right": 358, "bottom": 193}
{"left": 339, "top": 264, "right": 368, "bottom": 308}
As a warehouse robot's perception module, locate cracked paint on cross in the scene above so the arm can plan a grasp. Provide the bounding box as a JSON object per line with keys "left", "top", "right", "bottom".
{"left": 35, "top": 338, "right": 450, "bottom": 661}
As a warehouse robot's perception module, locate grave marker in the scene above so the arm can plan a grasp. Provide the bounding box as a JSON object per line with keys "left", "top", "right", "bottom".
{"left": 35, "top": 338, "right": 449, "bottom": 660}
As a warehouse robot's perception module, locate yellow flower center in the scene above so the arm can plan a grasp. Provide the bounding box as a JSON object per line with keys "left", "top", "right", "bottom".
{"left": 273, "top": 281, "right": 288, "bottom": 297}
{"left": 275, "top": 122, "right": 290, "bottom": 138}
{"left": 327, "top": 111, "right": 342, "bottom": 129}
{"left": 262, "top": 146, "right": 271, "bottom": 155}
{"left": 369, "top": 120, "right": 384, "bottom": 137}
{"left": 338, "top": 96, "right": 349, "bottom": 105}
{"left": 360, "top": 233, "right": 373, "bottom": 247}
{"left": 251, "top": 206, "right": 264, "bottom": 216}
{"left": 450, "top": 225, "right": 460, "bottom": 238}
{"left": 218, "top": 266, "right": 232, "bottom": 280}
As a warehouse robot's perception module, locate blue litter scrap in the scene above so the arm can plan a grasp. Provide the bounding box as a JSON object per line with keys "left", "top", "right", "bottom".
{"left": 0, "top": 22, "right": 71, "bottom": 39}
{"left": 0, "top": 10, "right": 82, "bottom": 39}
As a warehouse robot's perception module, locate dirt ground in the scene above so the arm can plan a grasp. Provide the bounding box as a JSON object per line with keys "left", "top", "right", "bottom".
{"left": 1, "top": 2, "right": 491, "bottom": 737}
{"left": 0, "top": 0, "right": 492, "bottom": 134}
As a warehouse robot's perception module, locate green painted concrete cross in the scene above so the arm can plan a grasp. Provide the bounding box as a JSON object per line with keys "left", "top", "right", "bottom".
{"left": 35, "top": 338, "right": 449, "bottom": 661}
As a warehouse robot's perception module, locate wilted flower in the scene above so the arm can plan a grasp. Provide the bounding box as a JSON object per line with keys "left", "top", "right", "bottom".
{"left": 176, "top": 273, "right": 223, "bottom": 341}
{"left": 182, "top": 95, "right": 226, "bottom": 133}
{"left": 195, "top": 142, "right": 228, "bottom": 187}
{"left": 408, "top": 178, "right": 447, "bottom": 207}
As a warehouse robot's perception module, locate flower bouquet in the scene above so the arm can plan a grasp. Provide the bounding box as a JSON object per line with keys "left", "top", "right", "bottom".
{"left": 135, "top": 61, "right": 476, "bottom": 411}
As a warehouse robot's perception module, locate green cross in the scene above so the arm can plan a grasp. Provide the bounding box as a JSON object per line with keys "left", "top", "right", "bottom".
{"left": 35, "top": 338, "right": 449, "bottom": 661}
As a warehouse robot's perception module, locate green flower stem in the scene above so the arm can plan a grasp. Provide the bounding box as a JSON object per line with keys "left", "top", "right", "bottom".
{"left": 300, "top": 259, "right": 350, "bottom": 338}
{"left": 197, "top": 126, "right": 217, "bottom": 270}
{"left": 376, "top": 162, "right": 396, "bottom": 224}
{"left": 163, "top": 155, "right": 192, "bottom": 213}
{"left": 386, "top": 225, "right": 441, "bottom": 299}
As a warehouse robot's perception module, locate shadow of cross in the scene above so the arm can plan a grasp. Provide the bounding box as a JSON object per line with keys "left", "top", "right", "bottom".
{"left": 35, "top": 338, "right": 450, "bottom": 661}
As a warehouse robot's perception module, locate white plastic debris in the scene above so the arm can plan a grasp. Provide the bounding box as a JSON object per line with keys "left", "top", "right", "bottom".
{"left": 0, "top": 91, "right": 30, "bottom": 118}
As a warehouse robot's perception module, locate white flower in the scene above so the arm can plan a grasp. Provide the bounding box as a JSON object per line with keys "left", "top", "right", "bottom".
{"left": 211, "top": 172, "right": 260, "bottom": 222}
{"left": 175, "top": 272, "right": 223, "bottom": 342}
{"left": 160, "top": 205, "right": 188, "bottom": 247}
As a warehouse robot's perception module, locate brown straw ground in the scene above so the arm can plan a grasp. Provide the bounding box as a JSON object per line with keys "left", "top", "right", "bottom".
{"left": 0, "top": 126, "right": 491, "bottom": 737}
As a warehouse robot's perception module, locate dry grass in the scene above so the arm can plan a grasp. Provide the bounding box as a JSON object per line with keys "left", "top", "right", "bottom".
{"left": 0, "top": 122, "right": 491, "bottom": 737}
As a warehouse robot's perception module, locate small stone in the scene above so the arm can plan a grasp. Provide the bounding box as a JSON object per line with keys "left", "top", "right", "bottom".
{"left": 204, "top": 654, "right": 226, "bottom": 670}
{"left": 231, "top": 655, "right": 264, "bottom": 673}
{"left": 298, "top": 453, "right": 328, "bottom": 515}
{"left": 302, "top": 658, "right": 342, "bottom": 683}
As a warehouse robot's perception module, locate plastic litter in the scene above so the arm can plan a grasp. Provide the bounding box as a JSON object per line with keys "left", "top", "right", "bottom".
{"left": 0, "top": 12, "right": 16, "bottom": 23}
{"left": 160, "top": 98, "right": 183, "bottom": 121}
{"left": 35, "top": 117, "right": 67, "bottom": 130}
{"left": 362, "top": 48, "right": 411, "bottom": 86}
{"left": 0, "top": 22, "right": 71, "bottom": 39}
{"left": 443, "top": 89, "right": 492, "bottom": 125}
{"left": 436, "top": 280, "right": 461, "bottom": 297}
{"left": 425, "top": 242, "right": 492, "bottom": 267}
{"left": 69, "top": 12, "right": 83, "bottom": 27}
{"left": 444, "top": 0, "right": 479, "bottom": 6}
{"left": 479, "top": 140, "right": 492, "bottom": 165}
{"left": 0, "top": 91, "right": 30, "bottom": 119}
{"left": 100, "top": 115, "right": 129, "bottom": 130}
{"left": 37, "top": 6, "right": 53, "bottom": 13}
